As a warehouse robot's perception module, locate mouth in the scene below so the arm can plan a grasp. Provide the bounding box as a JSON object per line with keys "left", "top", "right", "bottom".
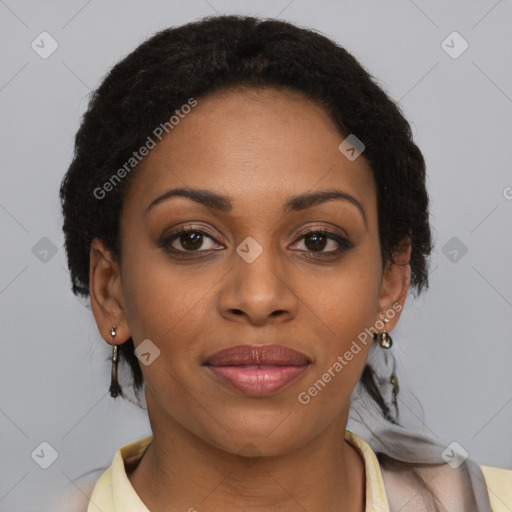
{"left": 203, "top": 344, "right": 311, "bottom": 396}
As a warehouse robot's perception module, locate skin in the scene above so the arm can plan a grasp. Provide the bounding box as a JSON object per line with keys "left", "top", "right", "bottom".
{"left": 89, "top": 86, "right": 411, "bottom": 512}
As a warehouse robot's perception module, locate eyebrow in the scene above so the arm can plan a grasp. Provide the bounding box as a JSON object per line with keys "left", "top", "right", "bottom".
{"left": 145, "top": 187, "right": 367, "bottom": 226}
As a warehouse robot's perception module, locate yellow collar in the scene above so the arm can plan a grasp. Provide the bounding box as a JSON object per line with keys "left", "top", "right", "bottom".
{"left": 87, "top": 430, "right": 390, "bottom": 512}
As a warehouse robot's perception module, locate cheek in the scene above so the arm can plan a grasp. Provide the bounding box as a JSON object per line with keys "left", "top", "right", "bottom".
{"left": 119, "top": 240, "right": 222, "bottom": 359}
{"left": 293, "top": 264, "right": 382, "bottom": 419}
{"left": 296, "top": 245, "right": 382, "bottom": 381}
{"left": 307, "top": 249, "right": 382, "bottom": 337}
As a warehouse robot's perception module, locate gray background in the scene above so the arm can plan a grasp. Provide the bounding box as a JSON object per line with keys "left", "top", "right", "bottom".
{"left": 1, "top": 1, "right": 511, "bottom": 510}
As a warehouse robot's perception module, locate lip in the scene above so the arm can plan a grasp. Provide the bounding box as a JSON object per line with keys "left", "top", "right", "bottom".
{"left": 204, "top": 344, "right": 311, "bottom": 396}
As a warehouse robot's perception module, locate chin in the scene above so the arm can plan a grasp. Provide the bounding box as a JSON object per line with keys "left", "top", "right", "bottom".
{"left": 199, "top": 411, "right": 316, "bottom": 458}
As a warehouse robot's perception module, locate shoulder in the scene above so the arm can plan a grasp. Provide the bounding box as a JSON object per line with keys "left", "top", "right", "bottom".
{"left": 87, "top": 435, "right": 153, "bottom": 512}
{"left": 54, "top": 436, "right": 153, "bottom": 512}
{"left": 378, "top": 454, "right": 512, "bottom": 511}
{"left": 86, "top": 466, "right": 115, "bottom": 512}
{"left": 54, "top": 467, "right": 109, "bottom": 512}
{"left": 480, "top": 464, "right": 512, "bottom": 512}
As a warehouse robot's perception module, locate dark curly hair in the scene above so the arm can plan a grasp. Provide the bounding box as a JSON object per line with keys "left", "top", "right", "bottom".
{"left": 60, "top": 14, "right": 432, "bottom": 411}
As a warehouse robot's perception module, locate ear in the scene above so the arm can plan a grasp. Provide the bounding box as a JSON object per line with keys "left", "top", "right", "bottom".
{"left": 377, "top": 237, "right": 411, "bottom": 332}
{"left": 89, "top": 237, "right": 130, "bottom": 345}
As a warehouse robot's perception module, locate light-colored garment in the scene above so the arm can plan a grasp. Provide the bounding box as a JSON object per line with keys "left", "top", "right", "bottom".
{"left": 85, "top": 431, "right": 511, "bottom": 512}
{"left": 480, "top": 464, "right": 512, "bottom": 512}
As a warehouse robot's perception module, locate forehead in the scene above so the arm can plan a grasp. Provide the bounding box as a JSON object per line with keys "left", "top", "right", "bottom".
{"left": 124, "top": 86, "right": 376, "bottom": 218}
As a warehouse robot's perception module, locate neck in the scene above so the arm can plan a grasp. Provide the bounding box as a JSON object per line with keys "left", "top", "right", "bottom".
{"left": 127, "top": 400, "right": 365, "bottom": 512}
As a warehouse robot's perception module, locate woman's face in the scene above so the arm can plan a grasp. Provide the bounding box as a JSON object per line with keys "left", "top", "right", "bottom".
{"left": 92, "top": 86, "right": 408, "bottom": 456}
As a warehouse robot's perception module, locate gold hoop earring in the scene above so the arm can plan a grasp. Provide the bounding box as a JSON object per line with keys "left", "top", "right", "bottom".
{"left": 109, "top": 326, "right": 123, "bottom": 398}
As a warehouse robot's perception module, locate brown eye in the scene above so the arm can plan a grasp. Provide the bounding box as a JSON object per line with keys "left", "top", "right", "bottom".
{"left": 304, "top": 232, "right": 328, "bottom": 252}
{"left": 292, "top": 229, "right": 353, "bottom": 257}
{"left": 179, "top": 231, "right": 204, "bottom": 251}
{"left": 159, "top": 228, "right": 223, "bottom": 254}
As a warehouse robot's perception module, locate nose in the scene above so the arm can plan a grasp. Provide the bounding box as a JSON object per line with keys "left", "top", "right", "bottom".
{"left": 218, "top": 247, "right": 299, "bottom": 326}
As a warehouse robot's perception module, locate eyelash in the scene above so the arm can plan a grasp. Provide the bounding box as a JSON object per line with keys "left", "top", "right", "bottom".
{"left": 158, "top": 226, "right": 353, "bottom": 259}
